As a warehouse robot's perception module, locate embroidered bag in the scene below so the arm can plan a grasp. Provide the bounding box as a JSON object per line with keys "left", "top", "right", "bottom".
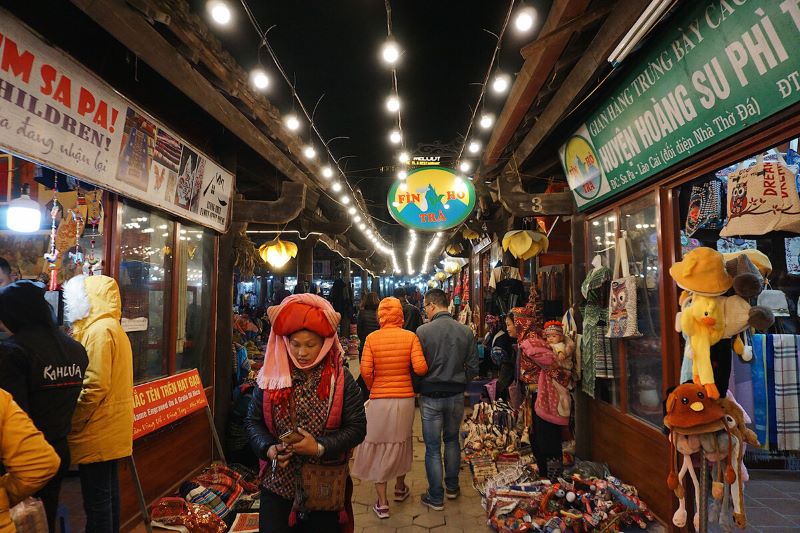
{"left": 686, "top": 179, "right": 725, "bottom": 236}
{"left": 301, "top": 461, "right": 348, "bottom": 511}
{"left": 721, "top": 153, "right": 800, "bottom": 237}
{"left": 606, "top": 234, "right": 642, "bottom": 338}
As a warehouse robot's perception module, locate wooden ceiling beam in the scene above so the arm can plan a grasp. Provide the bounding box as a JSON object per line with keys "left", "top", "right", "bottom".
{"left": 520, "top": 3, "right": 613, "bottom": 59}
{"left": 483, "top": 0, "right": 591, "bottom": 168}
{"left": 232, "top": 182, "right": 306, "bottom": 224}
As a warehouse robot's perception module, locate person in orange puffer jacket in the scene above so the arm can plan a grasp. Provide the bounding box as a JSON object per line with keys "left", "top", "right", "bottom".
{"left": 351, "top": 297, "right": 428, "bottom": 520}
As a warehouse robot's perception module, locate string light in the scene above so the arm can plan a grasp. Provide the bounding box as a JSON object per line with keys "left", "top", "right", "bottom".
{"left": 250, "top": 69, "right": 269, "bottom": 90}
{"left": 285, "top": 115, "right": 300, "bottom": 131}
{"left": 397, "top": 170, "right": 407, "bottom": 180}
{"left": 381, "top": 40, "right": 401, "bottom": 64}
{"left": 514, "top": 7, "right": 536, "bottom": 32}
{"left": 389, "top": 130, "right": 402, "bottom": 144}
{"left": 398, "top": 151, "right": 409, "bottom": 163}
{"left": 468, "top": 140, "right": 481, "bottom": 154}
{"left": 332, "top": 182, "right": 343, "bottom": 192}
{"left": 492, "top": 74, "right": 510, "bottom": 94}
{"left": 321, "top": 166, "right": 333, "bottom": 178}
{"left": 348, "top": 206, "right": 357, "bottom": 215}
{"left": 341, "top": 196, "right": 351, "bottom": 204}
{"left": 354, "top": 215, "right": 361, "bottom": 222}
{"left": 386, "top": 96, "right": 400, "bottom": 112}
{"left": 479, "top": 113, "right": 494, "bottom": 129}
{"left": 459, "top": 161, "right": 472, "bottom": 172}
{"left": 207, "top": 1, "right": 232, "bottom": 25}
{"left": 303, "top": 145, "right": 316, "bottom": 159}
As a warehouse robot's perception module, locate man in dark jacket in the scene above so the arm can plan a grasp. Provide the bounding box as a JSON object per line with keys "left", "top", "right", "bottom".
{"left": 415, "top": 289, "right": 479, "bottom": 510}
{"left": 394, "top": 287, "right": 422, "bottom": 332}
{"left": 0, "top": 281, "right": 89, "bottom": 532}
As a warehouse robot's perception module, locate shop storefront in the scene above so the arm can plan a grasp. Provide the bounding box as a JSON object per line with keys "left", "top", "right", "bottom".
{"left": 562, "top": 0, "right": 800, "bottom": 525}
{"left": 0, "top": 12, "right": 233, "bottom": 529}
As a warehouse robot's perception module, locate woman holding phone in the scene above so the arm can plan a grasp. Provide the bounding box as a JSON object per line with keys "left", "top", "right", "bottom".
{"left": 246, "top": 294, "right": 366, "bottom": 532}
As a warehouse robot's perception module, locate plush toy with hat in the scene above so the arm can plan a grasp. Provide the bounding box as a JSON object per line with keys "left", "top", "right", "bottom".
{"left": 671, "top": 248, "right": 775, "bottom": 399}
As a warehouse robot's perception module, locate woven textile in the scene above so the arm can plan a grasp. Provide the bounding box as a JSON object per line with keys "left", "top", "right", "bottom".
{"left": 773, "top": 335, "right": 800, "bottom": 451}
{"left": 580, "top": 267, "right": 612, "bottom": 396}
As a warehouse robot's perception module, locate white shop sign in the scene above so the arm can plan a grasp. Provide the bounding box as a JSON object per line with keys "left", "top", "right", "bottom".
{"left": 0, "top": 12, "right": 234, "bottom": 232}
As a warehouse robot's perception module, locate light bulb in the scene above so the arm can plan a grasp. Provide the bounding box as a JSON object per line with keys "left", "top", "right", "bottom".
{"left": 303, "top": 145, "right": 316, "bottom": 159}
{"left": 321, "top": 166, "right": 333, "bottom": 178}
{"left": 389, "top": 130, "right": 402, "bottom": 144}
{"left": 479, "top": 114, "right": 494, "bottom": 129}
{"left": 398, "top": 151, "right": 409, "bottom": 163}
{"left": 250, "top": 69, "right": 269, "bottom": 90}
{"left": 397, "top": 170, "right": 407, "bottom": 180}
{"left": 7, "top": 190, "right": 41, "bottom": 233}
{"left": 359, "top": 223, "right": 366, "bottom": 230}
{"left": 207, "top": 1, "right": 231, "bottom": 25}
{"left": 285, "top": 115, "right": 300, "bottom": 131}
{"left": 341, "top": 196, "right": 351, "bottom": 204}
{"left": 468, "top": 140, "right": 481, "bottom": 154}
{"left": 348, "top": 207, "right": 357, "bottom": 215}
{"left": 386, "top": 96, "right": 400, "bottom": 112}
{"left": 354, "top": 215, "right": 362, "bottom": 222}
{"left": 515, "top": 7, "right": 535, "bottom": 32}
{"left": 459, "top": 161, "right": 471, "bottom": 172}
{"left": 332, "top": 182, "right": 343, "bottom": 192}
{"left": 382, "top": 40, "right": 400, "bottom": 64}
{"left": 492, "top": 74, "right": 510, "bottom": 94}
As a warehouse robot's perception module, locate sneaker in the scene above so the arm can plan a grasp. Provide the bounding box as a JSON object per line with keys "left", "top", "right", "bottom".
{"left": 420, "top": 493, "right": 444, "bottom": 511}
{"left": 445, "top": 488, "right": 460, "bottom": 500}
{"left": 373, "top": 502, "right": 390, "bottom": 519}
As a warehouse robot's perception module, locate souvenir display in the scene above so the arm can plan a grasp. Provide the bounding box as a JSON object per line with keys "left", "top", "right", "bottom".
{"left": 606, "top": 235, "right": 641, "bottom": 339}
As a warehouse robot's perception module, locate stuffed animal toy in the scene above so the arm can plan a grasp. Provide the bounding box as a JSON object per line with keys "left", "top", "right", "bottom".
{"left": 680, "top": 295, "right": 726, "bottom": 398}
{"left": 664, "top": 383, "right": 728, "bottom": 529}
{"left": 718, "top": 395, "right": 759, "bottom": 529}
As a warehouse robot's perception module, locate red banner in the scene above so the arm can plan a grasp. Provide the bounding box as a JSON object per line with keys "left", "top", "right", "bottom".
{"left": 132, "top": 369, "right": 208, "bottom": 440}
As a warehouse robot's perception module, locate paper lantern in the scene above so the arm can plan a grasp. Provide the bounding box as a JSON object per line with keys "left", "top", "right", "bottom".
{"left": 259, "top": 238, "right": 298, "bottom": 268}
{"left": 502, "top": 230, "right": 549, "bottom": 260}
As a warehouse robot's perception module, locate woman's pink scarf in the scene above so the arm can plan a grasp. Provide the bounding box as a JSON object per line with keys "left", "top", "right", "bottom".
{"left": 256, "top": 293, "right": 343, "bottom": 390}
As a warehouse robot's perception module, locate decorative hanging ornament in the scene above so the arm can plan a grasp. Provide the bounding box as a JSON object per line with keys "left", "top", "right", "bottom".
{"left": 434, "top": 271, "right": 448, "bottom": 282}
{"left": 462, "top": 228, "right": 480, "bottom": 240}
{"left": 44, "top": 179, "right": 60, "bottom": 291}
{"left": 259, "top": 238, "right": 298, "bottom": 268}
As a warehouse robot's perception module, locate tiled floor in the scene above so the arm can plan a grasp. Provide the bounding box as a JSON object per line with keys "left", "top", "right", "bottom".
{"left": 711, "top": 470, "right": 800, "bottom": 533}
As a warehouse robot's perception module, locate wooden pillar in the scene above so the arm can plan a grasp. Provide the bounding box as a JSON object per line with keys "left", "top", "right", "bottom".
{"left": 296, "top": 236, "right": 317, "bottom": 293}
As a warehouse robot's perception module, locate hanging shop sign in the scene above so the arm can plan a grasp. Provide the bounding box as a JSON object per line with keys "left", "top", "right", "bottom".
{"left": 560, "top": 0, "right": 800, "bottom": 211}
{"left": 132, "top": 369, "right": 208, "bottom": 440}
{"left": 0, "top": 12, "right": 233, "bottom": 231}
{"left": 387, "top": 166, "right": 476, "bottom": 231}
{"left": 410, "top": 156, "right": 441, "bottom": 167}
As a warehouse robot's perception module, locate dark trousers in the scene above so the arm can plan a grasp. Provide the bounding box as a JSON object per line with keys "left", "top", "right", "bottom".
{"left": 258, "top": 490, "right": 339, "bottom": 533}
{"left": 37, "top": 440, "right": 70, "bottom": 533}
{"left": 529, "top": 392, "right": 562, "bottom": 478}
{"left": 79, "top": 460, "right": 120, "bottom": 533}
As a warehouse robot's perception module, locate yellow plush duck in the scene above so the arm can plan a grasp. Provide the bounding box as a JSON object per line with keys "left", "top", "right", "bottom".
{"left": 680, "top": 294, "right": 725, "bottom": 399}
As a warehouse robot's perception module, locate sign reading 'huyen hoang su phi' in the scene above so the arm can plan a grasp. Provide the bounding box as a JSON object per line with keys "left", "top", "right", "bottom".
{"left": 388, "top": 167, "right": 476, "bottom": 231}
{"left": 560, "top": 0, "right": 800, "bottom": 211}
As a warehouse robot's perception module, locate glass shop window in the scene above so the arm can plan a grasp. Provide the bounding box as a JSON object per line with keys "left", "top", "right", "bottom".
{"left": 620, "top": 196, "right": 663, "bottom": 428}
{"left": 585, "top": 213, "right": 621, "bottom": 407}
{"left": 175, "top": 224, "right": 214, "bottom": 385}
{"left": 118, "top": 202, "right": 174, "bottom": 383}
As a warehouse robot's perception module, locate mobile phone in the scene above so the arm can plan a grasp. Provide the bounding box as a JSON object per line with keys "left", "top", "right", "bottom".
{"left": 279, "top": 429, "right": 304, "bottom": 445}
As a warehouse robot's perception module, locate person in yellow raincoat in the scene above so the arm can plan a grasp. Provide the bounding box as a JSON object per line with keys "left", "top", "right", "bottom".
{"left": 64, "top": 275, "right": 133, "bottom": 533}
{"left": 0, "top": 388, "right": 60, "bottom": 533}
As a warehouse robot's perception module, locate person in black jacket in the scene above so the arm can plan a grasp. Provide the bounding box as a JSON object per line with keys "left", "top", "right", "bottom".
{"left": 0, "top": 280, "right": 89, "bottom": 532}
{"left": 355, "top": 292, "right": 381, "bottom": 401}
{"left": 393, "top": 287, "right": 422, "bottom": 332}
{"left": 245, "top": 294, "right": 366, "bottom": 532}
{"left": 492, "top": 314, "right": 517, "bottom": 402}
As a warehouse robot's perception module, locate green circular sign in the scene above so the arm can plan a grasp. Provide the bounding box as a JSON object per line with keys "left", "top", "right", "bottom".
{"left": 387, "top": 167, "right": 476, "bottom": 232}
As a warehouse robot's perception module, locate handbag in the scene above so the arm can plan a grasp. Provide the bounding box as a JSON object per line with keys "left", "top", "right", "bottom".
{"left": 757, "top": 289, "right": 790, "bottom": 317}
{"left": 686, "top": 179, "right": 725, "bottom": 236}
{"left": 301, "top": 461, "right": 348, "bottom": 511}
{"left": 606, "top": 234, "right": 642, "bottom": 338}
{"left": 721, "top": 152, "right": 800, "bottom": 237}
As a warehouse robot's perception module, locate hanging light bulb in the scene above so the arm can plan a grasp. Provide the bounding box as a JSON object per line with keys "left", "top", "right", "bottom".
{"left": 459, "top": 161, "right": 471, "bottom": 172}
{"left": 285, "top": 115, "right": 300, "bottom": 131}
{"left": 381, "top": 40, "right": 401, "bottom": 64}
{"left": 514, "top": 7, "right": 536, "bottom": 32}
{"left": 348, "top": 207, "right": 357, "bottom": 215}
{"left": 7, "top": 184, "right": 41, "bottom": 233}
{"left": 250, "top": 69, "right": 269, "bottom": 91}
{"left": 332, "top": 182, "right": 343, "bottom": 192}
{"left": 479, "top": 114, "right": 494, "bottom": 129}
{"left": 207, "top": 0, "right": 232, "bottom": 25}
{"left": 397, "top": 170, "right": 407, "bottom": 180}
{"left": 468, "top": 140, "right": 481, "bottom": 154}
{"left": 354, "top": 215, "right": 362, "bottom": 222}
{"left": 398, "top": 151, "right": 410, "bottom": 163}
{"left": 303, "top": 145, "right": 316, "bottom": 159}
{"left": 389, "top": 130, "right": 402, "bottom": 144}
{"left": 386, "top": 96, "right": 400, "bottom": 112}
{"left": 341, "top": 196, "right": 351, "bottom": 204}
{"left": 492, "top": 74, "right": 510, "bottom": 94}
{"left": 321, "top": 166, "right": 333, "bottom": 178}
{"left": 359, "top": 223, "right": 367, "bottom": 230}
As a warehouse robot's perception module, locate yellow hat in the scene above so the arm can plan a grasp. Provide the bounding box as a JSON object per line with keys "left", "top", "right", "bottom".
{"left": 669, "top": 247, "right": 733, "bottom": 296}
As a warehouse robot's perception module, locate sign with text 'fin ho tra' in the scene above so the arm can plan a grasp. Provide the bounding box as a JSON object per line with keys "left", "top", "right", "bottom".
{"left": 387, "top": 167, "right": 476, "bottom": 232}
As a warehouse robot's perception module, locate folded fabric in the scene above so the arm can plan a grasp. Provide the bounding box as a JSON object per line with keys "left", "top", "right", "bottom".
{"left": 150, "top": 498, "right": 226, "bottom": 533}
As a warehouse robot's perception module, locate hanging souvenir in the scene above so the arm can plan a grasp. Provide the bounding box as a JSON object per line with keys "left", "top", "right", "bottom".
{"left": 685, "top": 178, "right": 725, "bottom": 236}
{"left": 606, "top": 235, "right": 642, "bottom": 338}
{"left": 44, "top": 180, "right": 60, "bottom": 291}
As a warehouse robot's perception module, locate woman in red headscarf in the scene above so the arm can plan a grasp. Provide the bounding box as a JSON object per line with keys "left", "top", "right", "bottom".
{"left": 246, "top": 294, "right": 366, "bottom": 532}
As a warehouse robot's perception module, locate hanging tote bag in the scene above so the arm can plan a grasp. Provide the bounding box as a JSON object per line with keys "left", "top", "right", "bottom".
{"left": 606, "top": 234, "right": 642, "bottom": 338}
{"left": 721, "top": 153, "right": 800, "bottom": 237}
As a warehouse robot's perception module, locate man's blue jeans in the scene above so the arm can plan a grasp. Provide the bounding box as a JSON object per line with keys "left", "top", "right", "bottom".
{"left": 419, "top": 394, "right": 464, "bottom": 504}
